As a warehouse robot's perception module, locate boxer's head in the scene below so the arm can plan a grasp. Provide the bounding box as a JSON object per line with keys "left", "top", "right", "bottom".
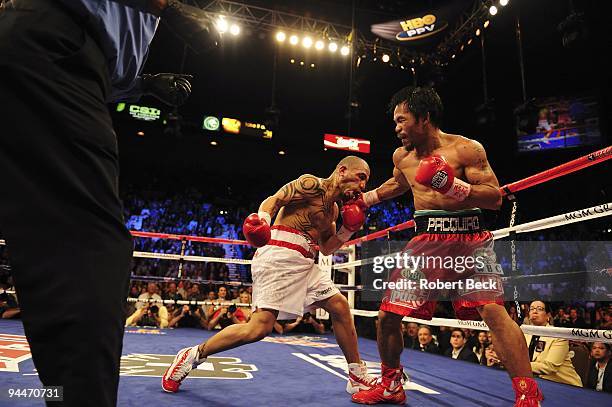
{"left": 389, "top": 86, "right": 443, "bottom": 152}
{"left": 335, "top": 155, "right": 370, "bottom": 200}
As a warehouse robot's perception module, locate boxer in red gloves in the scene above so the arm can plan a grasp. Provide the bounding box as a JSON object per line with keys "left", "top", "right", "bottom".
{"left": 163, "top": 156, "right": 377, "bottom": 396}
{"left": 353, "top": 86, "right": 543, "bottom": 406}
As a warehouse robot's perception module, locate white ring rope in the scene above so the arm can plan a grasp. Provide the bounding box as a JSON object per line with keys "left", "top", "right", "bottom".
{"left": 349, "top": 309, "right": 612, "bottom": 343}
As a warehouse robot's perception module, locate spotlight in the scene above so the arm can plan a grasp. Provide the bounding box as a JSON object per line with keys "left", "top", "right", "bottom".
{"left": 340, "top": 45, "right": 350, "bottom": 56}
{"left": 310, "top": 63, "right": 315, "bottom": 68}
{"left": 276, "top": 31, "right": 286, "bottom": 42}
{"left": 460, "top": 44, "right": 465, "bottom": 51}
{"left": 500, "top": 0, "right": 509, "bottom": 6}
{"left": 278, "top": 150, "right": 286, "bottom": 155}
{"left": 210, "top": 141, "right": 218, "bottom": 146}
{"left": 290, "top": 58, "right": 295, "bottom": 63}
{"left": 476, "top": 28, "right": 481, "bottom": 36}
{"left": 484, "top": 20, "right": 490, "bottom": 28}
{"left": 302, "top": 36, "right": 313, "bottom": 48}
{"left": 229, "top": 24, "right": 240, "bottom": 36}
{"left": 467, "top": 38, "right": 473, "bottom": 45}
{"left": 489, "top": 5, "right": 498, "bottom": 15}
{"left": 451, "top": 54, "right": 456, "bottom": 59}
{"left": 137, "top": 131, "right": 144, "bottom": 136}
{"left": 382, "top": 53, "right": 390, "bottom": 63}
{"left": 289, "top": 35, "right": 299, "bottom": 45}
{"left": 315, "top": 40, "right": 325, "bottom": 50}
{"left": 328, "top": 42, "right": 338, "bottom": 52}
{"left": 300, "top": 61, "right": 304, "bottom": 66}
{"left": 216, "top": 17, "right": 228, "bottom": 33}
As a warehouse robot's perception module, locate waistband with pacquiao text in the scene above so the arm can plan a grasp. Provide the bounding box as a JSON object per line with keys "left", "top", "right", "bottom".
{"left": 414, "top": 208, "right": 484, "bottom": 235}
{"left": 267, "top": 225, "right": 317, "bottom": 258}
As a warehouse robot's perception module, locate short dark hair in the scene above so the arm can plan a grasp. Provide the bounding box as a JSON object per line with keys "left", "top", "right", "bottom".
{"left": 388, "top": 86, "right": 443, "bottom": 128}
{"left": 450, "top": 328, "right": 465, "bottom": 339}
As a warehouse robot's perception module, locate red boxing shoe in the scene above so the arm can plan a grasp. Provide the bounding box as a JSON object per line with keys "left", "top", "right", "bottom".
{"left": 351, "top": 364, "right": 407, "bottom": 405}
{"left": 512, "top": 377, "right": 544, "bottom": 407}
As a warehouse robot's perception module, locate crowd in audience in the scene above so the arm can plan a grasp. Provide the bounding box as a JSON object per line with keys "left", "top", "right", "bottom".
{"left": 396, "top": 300, "right": 612, "bottom": 392}
{"left": 1, "top": 184, "right": 610, "bottom": 394}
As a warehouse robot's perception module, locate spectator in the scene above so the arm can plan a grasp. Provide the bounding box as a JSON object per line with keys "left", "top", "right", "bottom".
{"left": 553, "top": 307, "right": 569, "bottom": 327}
{"left": 238, "top": 291, "right": 252, "bottom": 321}
{"left": 169, "top": 305, "right": 207, "bottom": 329}
{"left": 567, "top": 307, "right": 587, "bottom": 329}
{"left": 207, "top": 290, "right": 217, "bottom": 301}
{"left": 283, "top": 312, "right": 325, "bottom": 335}
{"left": 0, "top": 288, "right": 20, "bottom": 319}
{"left": 216, "top": 286, "right": 229, "bottom": 302}
{"left": 403, "top": 322, "right": 419, "bottom": 349}
{"left": 164, "top": 282, "right": 183, "bottom": 301}
{"left": 416, "top": 326, "right": 439, "bottom": 354}
{"left": 436, "top": 326, "right": 452, "bottom": 355}
{"left": 485, "top": 341, "right": 504, "bottom": 369}
{"left": 525, "top": 300, "right": 582, "bottom": 387}
{"left": 473, "top": 331, "right": 489, "bottom": 364}
{"left": 586, "top": 342, "right": 612, "bottom": 392}
{"left": 126, "top": 304, "right": 168, "bottom": 328}
{"left": 207, "top": 303, "right": 247, "bottom": 330}
{"left": 137, "top": 283, "right": 162, "bottom": 310}
{"left": 444, "top": 328, "right": 479, "bottom": 363}
{"left": 187, "top": 283, "right": 204, "bottom": 302}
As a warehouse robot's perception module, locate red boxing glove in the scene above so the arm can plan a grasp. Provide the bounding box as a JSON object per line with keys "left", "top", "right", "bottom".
{"left": 337, "top": 198, "right": 367, "bottom": 242}
{"left": 242, "top": 213, "right": 271, "bottom": 247}
{"left": 415, "top": 155, "right": 471, "bottom": 201}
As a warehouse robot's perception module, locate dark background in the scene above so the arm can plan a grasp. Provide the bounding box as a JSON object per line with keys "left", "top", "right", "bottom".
{"left": 113, "top": 0, "right": 610, "bottom": 222}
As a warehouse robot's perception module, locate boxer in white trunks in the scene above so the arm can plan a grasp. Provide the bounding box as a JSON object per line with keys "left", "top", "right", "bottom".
{"left": 162, "top": 156, "right": 376, "bottom": 397}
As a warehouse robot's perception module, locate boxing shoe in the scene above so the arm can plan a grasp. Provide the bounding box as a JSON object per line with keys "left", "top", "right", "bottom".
{"left": 162, "top": 346, "right": 202, "bottom": 392}
{"left": 512, "top": 377, "right": 544, "bottom": 407}
{"left": 351, "top": 364, "right": 407, "bottom": 405}
{"left": 346, "top": 362, "right": 377, "bottom": 394}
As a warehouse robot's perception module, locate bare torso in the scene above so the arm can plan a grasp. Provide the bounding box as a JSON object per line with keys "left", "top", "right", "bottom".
{"left": 273, "top": 176, "right": 339, "bottom": 243}
{"left": 395, "top": 134, "right": 490, "bottom": 211}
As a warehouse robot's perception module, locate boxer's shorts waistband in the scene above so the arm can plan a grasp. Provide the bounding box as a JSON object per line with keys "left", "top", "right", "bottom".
{"left": 266, "top": 225, "right": 316, "bottom": 258}
{"left": 414, "top": 208, "right": 484, "bottom": 235}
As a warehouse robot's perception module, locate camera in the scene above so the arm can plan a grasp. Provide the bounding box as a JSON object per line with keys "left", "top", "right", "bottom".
{"left": 228, "top": 304, "right": 237, "bottom": 314}
{"left": 149, "top": 305, "right": 159, "bottom": 315}
{"left": 302, "top": 312, "right": 312, "bottom": 321}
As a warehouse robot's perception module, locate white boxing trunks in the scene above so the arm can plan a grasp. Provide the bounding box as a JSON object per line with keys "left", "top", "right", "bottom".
{"left": 251, "top": 225, "right": 339, "bottom": 319}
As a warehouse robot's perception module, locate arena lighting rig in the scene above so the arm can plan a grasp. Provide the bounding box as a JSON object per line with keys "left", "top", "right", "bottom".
{"left": 180, "top": 0, "right": 512, "bottom": 69}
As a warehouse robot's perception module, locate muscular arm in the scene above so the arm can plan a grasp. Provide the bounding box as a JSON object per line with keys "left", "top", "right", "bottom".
{"left": 364, "top": 149, "right": 411, "bottom": 205}
{"left": 317, "top": 204, "right": 346, "bottom": 256}
{"left": 259, "top": 174, "right": 324, "bottom": 220}
{"left": 458, "top": 140, "right": 502, "bottom": 210}
{"left": 375, "top": 167, "right": 412, "bottom": 201}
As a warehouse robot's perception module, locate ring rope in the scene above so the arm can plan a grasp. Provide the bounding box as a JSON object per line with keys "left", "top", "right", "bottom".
{"left": 349, "top": 309, "right": 612, "bottom": 343}
{"left": 0, "top": 146, "right": 609, "bottom": 248}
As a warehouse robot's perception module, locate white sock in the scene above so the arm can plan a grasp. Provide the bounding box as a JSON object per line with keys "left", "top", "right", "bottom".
{"left": 348, "top": 362, "right": 366, "bottom": 376}
{"left": 195, "top": 345, "right": 206, "bottom": 365}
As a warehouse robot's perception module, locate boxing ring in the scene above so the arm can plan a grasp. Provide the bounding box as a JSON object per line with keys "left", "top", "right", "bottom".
{"left": 0, "top": 146, "right": 611, "bottom": 406}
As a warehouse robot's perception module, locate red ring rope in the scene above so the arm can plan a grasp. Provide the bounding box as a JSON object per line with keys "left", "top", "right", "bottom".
{"left": 129, "top": 146, "right": 611, "bottom": 246}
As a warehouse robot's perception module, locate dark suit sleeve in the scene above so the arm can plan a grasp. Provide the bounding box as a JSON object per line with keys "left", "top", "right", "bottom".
{"left": 460, "top": 348, "right": 479, "bottom": 363}
{"left": 606, "top": 364, "right": 612, "bottom": 393}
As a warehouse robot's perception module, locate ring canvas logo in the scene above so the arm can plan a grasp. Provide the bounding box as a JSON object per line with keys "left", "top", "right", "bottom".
{"left": 0, "top": 334, "right": 31, "bottom": 372}
{"left": 120, "top": 354, "right": 257, "bottom": 379}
